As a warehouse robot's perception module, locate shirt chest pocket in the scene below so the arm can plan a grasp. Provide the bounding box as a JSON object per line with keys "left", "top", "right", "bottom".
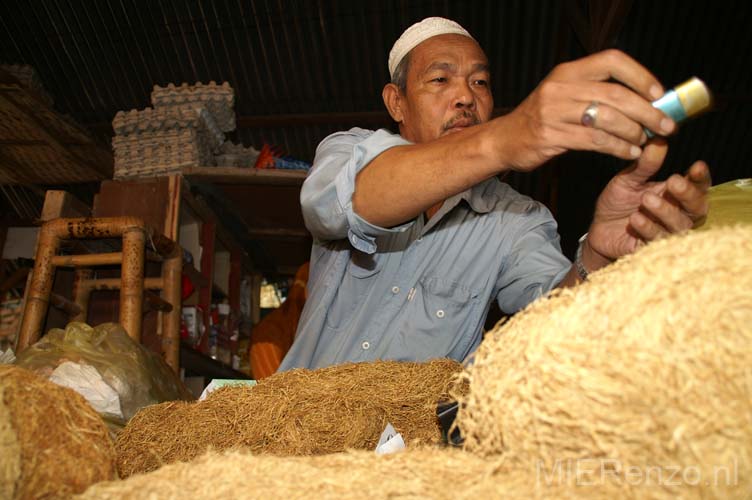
{"left": 419, "top": 276, "right": 478, "bottom": 318}
{"left": 324, "top": 250, "right": 382, "bottom": 331}
{"left": 396, "top": 277, "right": 481, "bottom": 358}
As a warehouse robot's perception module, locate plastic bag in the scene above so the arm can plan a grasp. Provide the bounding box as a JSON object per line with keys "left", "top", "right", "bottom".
{"left": 15, "top": 322, "right": 194, "bottom": 430}
{"left": 695, "top": 178, "right": 752, "bottom": 230}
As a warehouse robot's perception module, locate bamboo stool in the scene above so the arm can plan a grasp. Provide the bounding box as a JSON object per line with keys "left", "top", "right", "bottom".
{"left": 15, "top": 216, "right": 182, "bottom": 371}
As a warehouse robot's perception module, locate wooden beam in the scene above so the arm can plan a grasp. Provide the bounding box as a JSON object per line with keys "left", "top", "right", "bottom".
{"left": 83, "top": 277, "right": 165, "bottom": 290}
{"left": 84, "top": 107, "right": 512, "bottom": 135}
{"left": 238, "top": 111, "right": 392, "bottom": 128}
{"left": 52, "top": 252, "right": 123, "bottom": 267}
{"left": 49, "top": 292, "right": 82, "bottom": 317}
{"left": 182, "top": 166, "right": 307, "bottom": 186}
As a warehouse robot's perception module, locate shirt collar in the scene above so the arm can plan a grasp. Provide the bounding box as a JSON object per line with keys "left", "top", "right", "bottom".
{"left": 420, "top": 177, "right": 500, "bottom": 235}
{"left": 457, "top": 177, "right": 499, "bottom": 214}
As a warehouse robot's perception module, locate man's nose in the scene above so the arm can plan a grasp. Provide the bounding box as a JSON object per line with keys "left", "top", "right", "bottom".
{"left": 452, "top": 81, "right": 475, "bottom": 109}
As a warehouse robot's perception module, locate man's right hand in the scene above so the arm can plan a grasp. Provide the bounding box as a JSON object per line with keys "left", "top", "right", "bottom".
{"left": 494, "top": 49, "right": 677, "bottom": 171}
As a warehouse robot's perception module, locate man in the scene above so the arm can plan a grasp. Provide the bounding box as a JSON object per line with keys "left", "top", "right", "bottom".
{"left": 279, "top": 17, "right": 709, "bottom": 371}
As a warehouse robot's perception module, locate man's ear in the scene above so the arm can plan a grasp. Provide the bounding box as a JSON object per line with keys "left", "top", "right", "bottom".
{"left": 382, "top": 83, "right": 404, "bottom": 123}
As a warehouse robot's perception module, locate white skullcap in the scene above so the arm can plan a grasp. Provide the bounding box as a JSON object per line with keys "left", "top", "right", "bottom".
{"left": 388, "top": 17, "right": 474, "bottom": 79}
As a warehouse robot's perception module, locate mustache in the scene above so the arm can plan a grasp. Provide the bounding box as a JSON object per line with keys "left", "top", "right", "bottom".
{"left": 442, "top": 111, "right": 481, "bottom": 131}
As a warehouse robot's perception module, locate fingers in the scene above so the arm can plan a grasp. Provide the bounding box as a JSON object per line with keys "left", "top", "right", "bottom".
{"left": 571, "top": 81, "right": 676, "bottom": 137}
{"left": 643, "top": 192, "right": 694, "bottom": 232}
{"left": 547, "top": 50, "right": 677, "bottom": 151}
{"left": 551, "top": 121, "right": 667, "bottom": 162}
{"left": 665, "top": 161, "right": 711, "bottom": 220}
{"left": 536, "top": 81, "right": 673, "bottom": 160}
{"left": 552, "top": 49, "right": 664, "bottom": 102}
{"left": 563, "top": 98, "right": 647, "bottom": 145}
{"left": 687, "top": 160, "right": 712, "bottom": 191}
{"left": 629, "top": 161, "right": 712, "bottom": 240}
{"left": 569, "top": 125, "right": 643, "bottom": 160}
{"left": 629, "top": 210, "right": 668, "bottom": 241}
{"left": 529, "top": 49, "right": 680, "bottom": 162}
{"left": 625, "top": 139, "right": 669, "bottom": 184}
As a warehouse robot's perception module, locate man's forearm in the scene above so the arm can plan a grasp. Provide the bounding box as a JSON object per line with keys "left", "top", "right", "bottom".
{"left": 352, "top": 119, "right": 513, "bottom": 228}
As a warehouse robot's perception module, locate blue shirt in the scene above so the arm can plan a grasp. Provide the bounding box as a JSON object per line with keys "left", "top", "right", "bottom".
{"left": 279, "top": 128, "right": 570, "bottom": 371}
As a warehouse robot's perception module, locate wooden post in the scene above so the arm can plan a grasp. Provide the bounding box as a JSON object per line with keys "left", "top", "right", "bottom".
{"left": 162, "top": 249, "right": 182, "bottom": 371}
{"left": 40, "top": 190, "right": 91, "bottom": 221}
{"left": 120, "top": 227, "right": 146, "bottom": 342}
{"left": 15, "top": 225, "right": 59, "bottom": 351}
{"left": 199, "top": 221, "right": 216, "bottom": 353}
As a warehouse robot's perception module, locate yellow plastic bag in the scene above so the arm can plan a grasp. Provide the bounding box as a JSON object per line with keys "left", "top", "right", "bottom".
{"left": 695, "top": 178, "right": 752, "bottom": 230}
{"left": 15, "top": 322, "right": 193, "bottom": 429}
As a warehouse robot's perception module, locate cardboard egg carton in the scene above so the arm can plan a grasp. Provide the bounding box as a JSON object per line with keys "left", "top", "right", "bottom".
{"left": 214, "top": 141, "right": 260, "bottom": 167}
{"left": 151, "top": 82, "right": 236, "bottom": 133}
{"left": 112, "top": 106, "right": 224, "bottom": 151}
{"left": 112, "top": 128, "right": 216, "bottom": 179}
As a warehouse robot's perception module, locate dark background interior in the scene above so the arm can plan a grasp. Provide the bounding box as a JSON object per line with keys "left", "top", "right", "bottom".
{"left": 1, "top": 0, "right": 750, "bottom": 270}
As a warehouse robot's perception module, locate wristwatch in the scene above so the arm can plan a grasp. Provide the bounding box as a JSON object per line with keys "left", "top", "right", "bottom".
{"left": 575, "top": 233, "right": 590, "bottom": 281}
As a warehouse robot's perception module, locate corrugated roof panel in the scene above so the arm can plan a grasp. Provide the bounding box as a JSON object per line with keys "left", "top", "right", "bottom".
{"left": 0, "top": 1, "right": 749, "bottom": 177}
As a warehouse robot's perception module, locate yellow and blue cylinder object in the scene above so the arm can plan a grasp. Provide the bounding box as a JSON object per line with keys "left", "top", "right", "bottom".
{"left": 646, "top": 77, "right": 712, "bottom": 138}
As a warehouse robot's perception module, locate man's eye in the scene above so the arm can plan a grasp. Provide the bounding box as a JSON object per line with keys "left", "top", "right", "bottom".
{"left": 431, "top": 77, "right": 447, "bottom": 83}
{"left": 474, "top": 79, "right": 488, "bottom": 86}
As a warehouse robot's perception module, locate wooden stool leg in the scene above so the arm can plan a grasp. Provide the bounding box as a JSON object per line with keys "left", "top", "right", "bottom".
{"left": 16, "top": 225, "right": 59, "bottom": 352}
{"left": 162, "top": 251, "right": 182, "bottom": 372}
{"left": 120, "top": 227, "right": 145, "bottom": 342}
{"left": 71, "top": 269, "right": 93, "bottom": 323}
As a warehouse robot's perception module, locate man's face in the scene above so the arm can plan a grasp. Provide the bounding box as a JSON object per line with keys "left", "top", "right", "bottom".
{"left": 395, "top": 34, "right": 493, "bottom": 143}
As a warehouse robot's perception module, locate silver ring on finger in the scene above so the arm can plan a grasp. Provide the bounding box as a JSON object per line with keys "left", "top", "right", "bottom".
{"left": 581, "top": 101, "right": 599, "bottom": 128}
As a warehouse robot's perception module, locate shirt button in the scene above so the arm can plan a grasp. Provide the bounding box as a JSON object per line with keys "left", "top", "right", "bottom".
{"left": 436, "top": 309, "right": 445, "bottom": 319}
{"left": 391, "top": 286, "right": 400, "bottom": 294}
{"left": 361, "top": 341, "right": 370, "bottom": 350}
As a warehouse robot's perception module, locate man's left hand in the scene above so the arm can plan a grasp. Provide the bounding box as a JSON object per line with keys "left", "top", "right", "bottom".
{"left": 585, "top": 139, "right": 711, "bottom": 266}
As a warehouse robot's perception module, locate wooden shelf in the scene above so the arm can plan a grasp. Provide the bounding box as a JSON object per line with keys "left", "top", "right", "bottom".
{"left": 182, "top": 167, "right": 306, "bottom": 186}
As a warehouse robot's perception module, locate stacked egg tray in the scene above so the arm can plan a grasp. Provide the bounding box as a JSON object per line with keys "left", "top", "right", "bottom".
{"left": 151, "top": 82, "right": 236, "bottom": 133}
{"left": 214, "top": 140, "right": 260, "bottom": 167}
{"left": 112, "top": 106, "right": 223, "bottom": 179}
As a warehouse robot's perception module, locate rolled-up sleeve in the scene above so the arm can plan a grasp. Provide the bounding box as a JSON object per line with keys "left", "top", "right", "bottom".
{"left": 495, "top": 202, "right": 571, "bottom": 313}
{"left": 300, "top": 128, "right": 415, "bottom": 254}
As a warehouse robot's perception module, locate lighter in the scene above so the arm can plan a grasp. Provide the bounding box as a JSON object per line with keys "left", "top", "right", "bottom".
{"left": 646, "top": 77, "right": 712, "bottom": 138}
